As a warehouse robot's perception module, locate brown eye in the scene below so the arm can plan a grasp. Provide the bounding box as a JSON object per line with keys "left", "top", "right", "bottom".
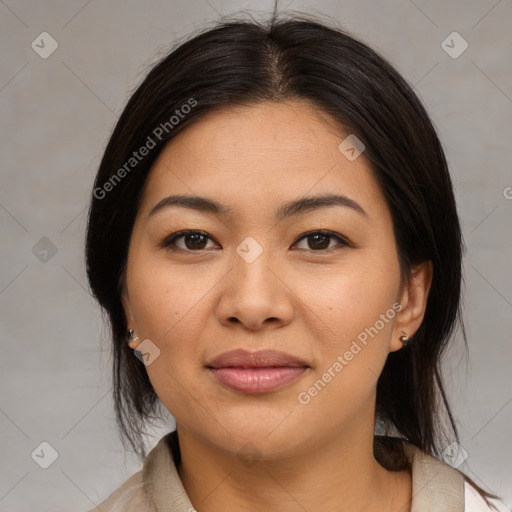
{"left": 293, "top": 230, "right": 349, "bottom": 251}
{"left": 161, "top": 230, "right": 217, "bottom": 252}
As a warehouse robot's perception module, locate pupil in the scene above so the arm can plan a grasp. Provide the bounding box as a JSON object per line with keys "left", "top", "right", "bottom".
{"left": 187, "top": 233, "right": 206, "bottom": 250}
{"left": 310, "top": 234, "right": 329, "bottom": 250}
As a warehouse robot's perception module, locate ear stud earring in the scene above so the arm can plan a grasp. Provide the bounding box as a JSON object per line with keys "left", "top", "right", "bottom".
{"left": 127, "top": 328, "right": 140, "bottom": 349}
{"left": 399, "top": 331, "right": 410, "bottom": 348}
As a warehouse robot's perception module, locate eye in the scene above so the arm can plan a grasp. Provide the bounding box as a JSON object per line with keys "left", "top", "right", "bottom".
{"left": 161, "top": 230, "right": 218, "bottom": 252}
{"left": 292, "top": 230, "right": 350, "bottom": 252}
{"left": 161, "top": 229, "right": 349, "bottom": 253}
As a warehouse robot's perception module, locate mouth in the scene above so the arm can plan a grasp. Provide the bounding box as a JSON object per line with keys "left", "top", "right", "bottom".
{"left": 205, "top": 349, "right": 310, "bottom": 394}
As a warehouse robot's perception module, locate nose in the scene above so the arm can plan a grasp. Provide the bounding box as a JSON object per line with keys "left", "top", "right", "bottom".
{"left": 215, "top": 242, "right": 295, "bottom": 332}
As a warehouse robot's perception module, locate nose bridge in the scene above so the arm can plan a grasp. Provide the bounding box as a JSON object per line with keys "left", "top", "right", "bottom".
{"left": 216, "top": 233, "right": 294, "bottom": 329}
{"left": 232, "top": 234, "right": 276, "bottom": 294}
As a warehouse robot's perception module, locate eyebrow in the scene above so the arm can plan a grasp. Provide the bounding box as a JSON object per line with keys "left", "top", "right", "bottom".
{"left": 148, "top": 193, "right": 367, "bottom": 221}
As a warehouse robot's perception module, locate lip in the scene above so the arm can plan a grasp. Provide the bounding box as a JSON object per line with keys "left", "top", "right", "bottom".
{"left": 206, "top": 349, "right": 309, "bottom": 394}
{"left": 207, "top": 349, "right": 309, "bottom": 369}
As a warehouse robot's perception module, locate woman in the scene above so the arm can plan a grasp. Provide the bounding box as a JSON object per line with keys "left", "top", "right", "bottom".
{"left": 85, "top": 14, "right": 504, "bottom": 512}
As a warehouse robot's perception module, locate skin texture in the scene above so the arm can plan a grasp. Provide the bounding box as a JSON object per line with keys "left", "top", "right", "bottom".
{"left": 122, "top": 100, "right": 433, "bottom": 512}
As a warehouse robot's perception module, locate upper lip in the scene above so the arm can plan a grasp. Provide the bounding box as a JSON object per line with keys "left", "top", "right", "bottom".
{"left": 206, "top": 349, "right": 309, "bottom": 369}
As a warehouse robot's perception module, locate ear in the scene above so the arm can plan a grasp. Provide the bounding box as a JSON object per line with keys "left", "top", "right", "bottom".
{"left": 389, "top": 260, "right": 433, "bottom": 352}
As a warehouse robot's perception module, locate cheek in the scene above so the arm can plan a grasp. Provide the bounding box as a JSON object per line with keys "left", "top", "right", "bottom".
{"left": 294, "top": 274, "right": 399, "bottom": 426}
{"left": 302, "top": 255, "right": 400, "bottom": 336}
{"left": 298, "top": 253, "right": 401, "bottom": 390}
{"left": 127, "top": 252, "right": 212, "bottom": 340}
{"left": 125, "top": 253, "right": 218, "bottom": 394}
{"left": 128, "top": 264, "right": 209, "bottom": 420}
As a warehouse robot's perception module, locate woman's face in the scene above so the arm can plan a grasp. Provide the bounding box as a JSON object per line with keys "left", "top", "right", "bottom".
{"left": 122, "top": 100, "right": 429, "bottom": 459}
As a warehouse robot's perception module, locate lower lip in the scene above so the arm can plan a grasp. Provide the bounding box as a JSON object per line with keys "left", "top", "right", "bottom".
{"left": 209, "top": 366, "right": 307, "bottom": 394}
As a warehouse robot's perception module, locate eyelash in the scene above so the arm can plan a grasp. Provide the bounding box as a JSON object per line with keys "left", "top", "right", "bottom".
{"left": 160, "top": 229, "right": 351, "bottom": 253}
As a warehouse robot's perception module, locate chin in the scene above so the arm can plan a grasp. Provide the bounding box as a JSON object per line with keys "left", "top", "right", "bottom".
{"left": 196, "top": 410, "right": 311, "bottom": 458}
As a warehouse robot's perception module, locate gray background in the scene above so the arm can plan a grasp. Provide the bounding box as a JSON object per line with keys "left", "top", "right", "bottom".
{"left": 0, "top": 1, "right": 511, "bottom": 511}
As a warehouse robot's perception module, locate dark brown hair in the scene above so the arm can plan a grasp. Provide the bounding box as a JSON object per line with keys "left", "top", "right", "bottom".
{"left": 85, "top": 12, "right": 500, "bottom": 507}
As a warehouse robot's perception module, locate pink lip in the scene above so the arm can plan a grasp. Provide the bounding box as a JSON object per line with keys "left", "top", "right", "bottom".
{"left": 210, "top": 367, "right": 307, "bottom": 393}
{"left": 206, "top": 349, "right": 309, "bottom": 394}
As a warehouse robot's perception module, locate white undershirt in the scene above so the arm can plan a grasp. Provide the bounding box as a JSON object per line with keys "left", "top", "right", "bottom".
{"left": 464, "top": 481, "right": 510, "bottom": 512}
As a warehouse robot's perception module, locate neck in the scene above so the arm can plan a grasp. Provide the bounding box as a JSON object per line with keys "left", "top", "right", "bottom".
{"left": 175, "top": 408, "right": 412, "bottom": 512}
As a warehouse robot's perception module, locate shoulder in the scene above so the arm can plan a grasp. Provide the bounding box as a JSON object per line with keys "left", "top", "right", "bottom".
{"left": 378, "top": 437, "right": 508, "bottom": 512}
{"left": 86, "top": 469, "right": 151, "bottom": 512}
{"left": 464, "top": 481, "right": 509, "bottom": 512}
{"left": 85, "top": 432, "right": 180, "bottom": 512}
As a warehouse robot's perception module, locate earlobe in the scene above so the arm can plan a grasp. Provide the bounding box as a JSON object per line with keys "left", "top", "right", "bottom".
{"left": 390, "top": 260, "right": 433, "bottom": 353}
{"left": 127, "top": 328, "right": 141, "bottom": 349}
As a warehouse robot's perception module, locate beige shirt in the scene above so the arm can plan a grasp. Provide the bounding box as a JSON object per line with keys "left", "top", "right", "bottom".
{"left": 89, "top": 432, "right": 499, "bottom": 512}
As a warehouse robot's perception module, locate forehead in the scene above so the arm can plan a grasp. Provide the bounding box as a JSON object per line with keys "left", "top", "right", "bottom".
{"left": 139, "top": 100, "right": 385, "bottom": 221}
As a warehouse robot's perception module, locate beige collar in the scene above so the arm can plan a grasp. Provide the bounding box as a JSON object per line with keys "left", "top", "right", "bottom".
{"left": 402, "top": 441, "right": 464, "bottom": 512}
